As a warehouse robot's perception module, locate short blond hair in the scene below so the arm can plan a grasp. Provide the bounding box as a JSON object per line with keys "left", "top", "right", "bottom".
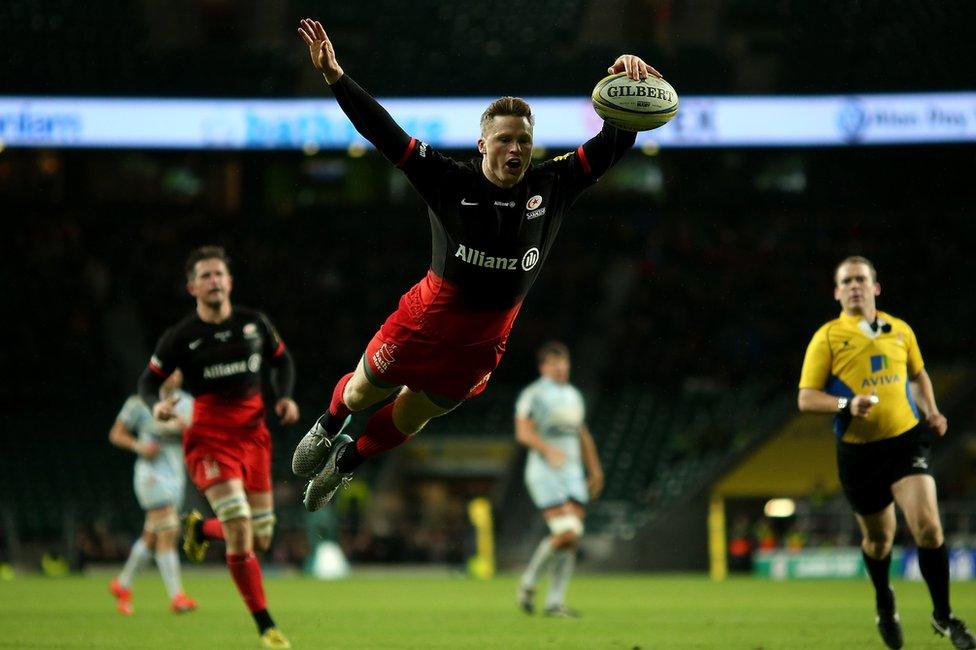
{"left": 480, "top": 97, "right": 534, "bottom": 137}
{"left": 834, "top": 255, "right": 877, "bottom": 284}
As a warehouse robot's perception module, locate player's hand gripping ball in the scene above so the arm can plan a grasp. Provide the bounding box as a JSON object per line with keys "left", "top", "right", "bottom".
{"left": 591, "top": 72, "right": 679, "bottom": 132}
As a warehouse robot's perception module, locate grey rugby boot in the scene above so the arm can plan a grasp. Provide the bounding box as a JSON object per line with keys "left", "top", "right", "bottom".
{"left": 516, "top": 584, "right": 536, "bottom": 615}
{"left": 292, "top": 414, "right": 351, "bottom": 478}
{"left": 303, "top": 433, "right": 354, "bottom": 512}
{"left": 543, "top": 604, "right": 581, "bottom": 618}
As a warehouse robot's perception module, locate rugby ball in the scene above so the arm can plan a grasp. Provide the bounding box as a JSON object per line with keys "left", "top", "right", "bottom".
{"left": 591, "top": 72, "right": 678, "bottom": 132}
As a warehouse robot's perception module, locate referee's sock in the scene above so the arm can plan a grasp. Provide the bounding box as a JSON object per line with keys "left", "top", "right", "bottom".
{"left": 862, "top": 550, "right": 895, "bottom": 612}
{"left": 917, "top": 544, "right": 951, "bottom": 621}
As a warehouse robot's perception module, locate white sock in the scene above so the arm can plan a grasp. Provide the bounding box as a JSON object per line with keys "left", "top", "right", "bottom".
{"left": 520, "top": 537, "right": 555, "bottom": 589}
{"left": 118, "top": 537, "right": 152, "bottom": 589}
{"left": 545, "top": 549, "right": 577, "bottom": 608}
{"left": 154, "top": 549, "right": 183, "bottom": 599}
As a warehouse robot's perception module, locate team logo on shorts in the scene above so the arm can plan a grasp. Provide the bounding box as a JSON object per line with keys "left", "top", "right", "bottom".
{"left": 203, "top": 457, "right": 221, "bottom": 481}
{"left": 468, "top": 371, "right": 492, "bottom": 396}
{"left": 372, "top": 343, "right": 397, "bottom": 374}
{"left": 526, "top": 195, "right": 543, "bottom": 210}
{"left": 521, "top": 247, "right": 540, "bottom": 271}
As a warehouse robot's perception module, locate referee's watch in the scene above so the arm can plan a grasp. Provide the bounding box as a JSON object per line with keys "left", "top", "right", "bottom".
{"left": 837, "top": 397, "right": 850, "bottom": 413}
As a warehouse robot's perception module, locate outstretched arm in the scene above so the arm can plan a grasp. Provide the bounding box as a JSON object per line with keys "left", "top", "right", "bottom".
{"left": 577, "top": 54, "right": 663, "bottom": 178}
{"left": 298, "top": 18, "right": 412, "bottom": 165}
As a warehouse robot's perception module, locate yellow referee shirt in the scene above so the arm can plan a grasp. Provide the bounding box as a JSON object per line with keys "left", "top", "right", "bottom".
{"left": 799, "top": 310, "right": 924, "bottom": 443}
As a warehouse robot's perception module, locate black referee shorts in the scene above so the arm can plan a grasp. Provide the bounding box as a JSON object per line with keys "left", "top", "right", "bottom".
{"left": 836, "top": 423, "right": 934, "bottom": 516}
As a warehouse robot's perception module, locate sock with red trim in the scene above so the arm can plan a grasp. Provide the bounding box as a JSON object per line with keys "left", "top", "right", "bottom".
{"left": 226, "top": 552, "right": 275, "bottom": 633}
{"left": 337, "top": 403, "right": 409, "bottom": 472}
{"left": 319, "top": 372, "right": 354, "bottom": 436}
{"left": 196, "top": 518, "right": 226, "bottom": 541}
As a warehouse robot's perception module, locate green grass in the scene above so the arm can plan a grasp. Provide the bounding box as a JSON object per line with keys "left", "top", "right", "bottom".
{"left": 2, "top": 571, "right": 975, "bottom": 648}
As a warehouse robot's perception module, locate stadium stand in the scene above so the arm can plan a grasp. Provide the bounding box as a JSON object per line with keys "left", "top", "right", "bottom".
{"left": 3, "top": 1, "right": 972, "bottom": 97}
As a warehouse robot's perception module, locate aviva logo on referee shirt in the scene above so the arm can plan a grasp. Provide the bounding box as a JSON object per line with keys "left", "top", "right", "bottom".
{"left": 863, "top": 354, "right": 899, "bottom": 389}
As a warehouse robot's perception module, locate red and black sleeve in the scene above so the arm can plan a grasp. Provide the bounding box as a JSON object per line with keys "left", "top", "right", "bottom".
{"left": 329, "top": 74, "right": 415, "bottom": 167}
{"left": 138, "top": 327, "right": 178, "bottom": 410}
{"left": 576, "top": 122, "right": 637, "bottom": 181}
{"left": 259, "top": 313, "right": 295, "bottom": 401}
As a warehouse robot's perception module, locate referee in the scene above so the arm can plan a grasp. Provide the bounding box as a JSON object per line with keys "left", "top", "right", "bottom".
{"left": 798, "top": 256, "right": 975, "bottom": 650}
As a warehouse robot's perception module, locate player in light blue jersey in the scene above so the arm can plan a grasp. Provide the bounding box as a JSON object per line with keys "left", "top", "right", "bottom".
{"left": 515, "top": 342, "right": 603, "bottom": 617}
{"left": 108, "top": 370, "right": 197, "bottom": 615}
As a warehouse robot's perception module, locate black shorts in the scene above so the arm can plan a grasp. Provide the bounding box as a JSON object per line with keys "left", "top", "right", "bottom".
{"left": 836, "top": 424, "right": 933, "bottom": 516}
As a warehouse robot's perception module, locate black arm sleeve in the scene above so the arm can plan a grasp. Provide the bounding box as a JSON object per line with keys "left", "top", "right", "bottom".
{"left": 330, "top": 74, "right": 413, "bottom": 164}
{"left": 138, "top": 367, "right": 165, "bottom": 411}
{"left": 268, "top": 347, "right": 296, "bottom": 401}
{"left": 580, "top": 122, "right": 637, "bottom": 180}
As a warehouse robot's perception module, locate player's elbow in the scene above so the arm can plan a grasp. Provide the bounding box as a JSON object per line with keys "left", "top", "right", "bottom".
{"left": 108, "top": 426, "right": 125, "bottom": 447}
{"left": 797, "top": 391, "right": 812, "bottom": 412}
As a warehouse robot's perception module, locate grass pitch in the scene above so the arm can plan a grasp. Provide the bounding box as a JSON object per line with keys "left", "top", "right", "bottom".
{"left": 2, "top": 570, "right": 975, "bottom": 648}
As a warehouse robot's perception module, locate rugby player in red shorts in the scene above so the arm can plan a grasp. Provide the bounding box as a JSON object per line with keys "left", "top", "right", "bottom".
{"left": 291, "top": 18, "right": 661, "bottom": 512}
{"left": 139, "top": 246, "right": 298, "bottom": 649}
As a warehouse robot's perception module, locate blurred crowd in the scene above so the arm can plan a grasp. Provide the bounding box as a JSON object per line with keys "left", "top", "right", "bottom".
{"left": 3, "top": 129, "right": 974, "bottom": 568}
{"left": 5, "top": 0, "right": 972, "bottom": 97}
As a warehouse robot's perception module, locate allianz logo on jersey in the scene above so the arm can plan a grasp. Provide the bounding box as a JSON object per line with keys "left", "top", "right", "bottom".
{"left": 202, "top": 353, "right": 262, "bottom": 380}
{"left": 455, "top": 244, "right": 540, "bottom": 271}
{"left": 862, "top": 354, "right": 899, "bottom": 388}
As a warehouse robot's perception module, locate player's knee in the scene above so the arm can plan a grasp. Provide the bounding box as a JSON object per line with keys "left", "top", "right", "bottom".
{"left": 862, "top": 536, "right": 893, "bottom": 559}
{"left": 344, "top": 377, "right": 375, "bottom": 411}
{"left": 552, "top": 531, "right": 579, "bottom": 549}
{"left": 547, "top": 514, "right": 584, "bottom": 549}
{"left": 212, "top": 492, "right": 251, "bottom": 546}
{"left": 213, "top": 492, "right": 252, "bottom": 523}
{"left": 155, "top": 526, "right": 179, "bottom": 551}
{"left": 222, "top": 518, "right": 252, "bottom": 552}
{"left": 146, "top": 510, "right": 180, "bottom": 545}
{"left": 915, "top": 519, "right": 944, "bottom": 548}
{"left": 148, "top": 511, "right": 180, "bottom": 534}
{"left": 344, "top": 387, "right": 369, "bottom": 411}
{"left": 251, "top": 509, "right": 276, "bottom": 548}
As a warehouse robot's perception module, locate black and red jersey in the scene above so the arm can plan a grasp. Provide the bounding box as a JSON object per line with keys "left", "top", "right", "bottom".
{"left": 138, "top": 307, "right": 294, "bottom": 430}
{"left": 330, "top": 75, "right": 636, "bottom": 345}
